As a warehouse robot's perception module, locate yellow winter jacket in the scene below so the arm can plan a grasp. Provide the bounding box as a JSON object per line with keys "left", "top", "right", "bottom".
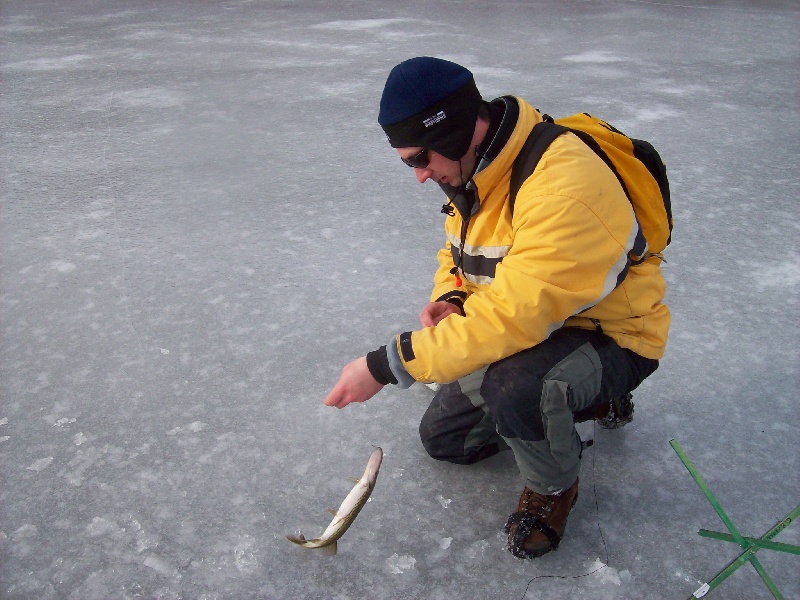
{"left": 390, "top": 97, "right": 670, "bottom": 385}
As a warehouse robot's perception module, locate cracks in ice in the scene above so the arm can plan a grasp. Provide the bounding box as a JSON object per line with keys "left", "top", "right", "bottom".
{"left": 518, "top": 422, "right": 614, "bottom": 599}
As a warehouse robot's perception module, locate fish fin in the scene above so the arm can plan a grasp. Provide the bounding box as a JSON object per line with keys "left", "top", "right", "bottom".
{"left": 318, "top": 540, "right": 337, "bottom": 556}
{"left": 327, "top": 508, "right": 338, "bottom": 517}
{"left": 286, "top": 533, "right": 306, "bottom": 544}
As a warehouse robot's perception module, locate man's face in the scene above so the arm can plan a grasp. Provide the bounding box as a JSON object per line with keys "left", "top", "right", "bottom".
{"left": 397, "top": 147, "right": 473, "bottom": 187}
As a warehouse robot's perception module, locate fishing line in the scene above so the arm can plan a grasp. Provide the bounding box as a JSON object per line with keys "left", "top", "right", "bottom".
{"left": 517, "top": 421, "right": 611, "bottom": 600}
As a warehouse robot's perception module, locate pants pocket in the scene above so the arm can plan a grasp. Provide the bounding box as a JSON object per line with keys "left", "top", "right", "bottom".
{"left": 539, "top": 343, "right": 602, "bottom": 471}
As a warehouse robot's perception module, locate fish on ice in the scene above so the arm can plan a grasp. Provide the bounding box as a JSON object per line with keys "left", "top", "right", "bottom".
{"left": 286, "top": 447, "right": 383, "bottom": 556}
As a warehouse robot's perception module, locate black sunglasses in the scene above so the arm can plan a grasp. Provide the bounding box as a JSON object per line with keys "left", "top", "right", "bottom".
{"left": 401, "top": 148, "right": 430, "bottom": 169}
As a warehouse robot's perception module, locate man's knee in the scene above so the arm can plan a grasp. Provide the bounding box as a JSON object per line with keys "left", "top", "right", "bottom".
{"left": 418, "top": 410, "right": 453, "bottom": 460}
{"left": 480, "top": 362, "right": 546, "bottom": 441}
{"left": 418, "top": 383, "right": 499, "bottom": 465}
{"left": 480, "top": 341, "right": 604, "bottom": 441}
{"left": 419, "top": 416, "right": 501, "bottom": 464}
{"left": 540, "top": 342, "right": 603, "bottom": 414}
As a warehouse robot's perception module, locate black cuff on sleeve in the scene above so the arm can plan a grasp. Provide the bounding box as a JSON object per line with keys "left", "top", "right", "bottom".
{"left": 366, "top": 346, "right": 398, "bottom": 386}
{"left": 445, "top": 297, "right": 465, "bottom": 314}
{"left": 435, "top": 290, "right": 467, "bottom": 315}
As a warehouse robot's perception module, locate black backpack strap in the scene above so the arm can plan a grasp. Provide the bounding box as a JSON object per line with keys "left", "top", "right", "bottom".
{"left": 631, "top": 138, "right": 672, "bottom": 244}
{"left": 509, "top": 122, "right": 569, "bottom": 215}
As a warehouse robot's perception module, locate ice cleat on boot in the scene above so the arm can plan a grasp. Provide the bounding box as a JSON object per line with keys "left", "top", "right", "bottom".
{"left": 504, "top": 479, "right": 579, "bottom": 559}
{"left": 595, "top": 392, "right": 634, "bottom": 429}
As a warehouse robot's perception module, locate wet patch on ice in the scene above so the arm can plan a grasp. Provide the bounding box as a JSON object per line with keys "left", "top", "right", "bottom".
{"left": 143, "top": 553, "right": 181, "bottom": 578}
{"left": 563, "top": 50, "right": 626, "bottom": 63}
{"left": 4, "top": 54, "right": 94, "bottom": 71}
{"left": 752, "top": 254, "right": 800, "bottom": 290}
{"left": 312, "top": 19, "right": 415, "bottom": 31}
{"left": 11, "top": 524, "right": 39, "bottom": 542}
{"left": 658, "top": 83, "right": 713, "bottom": 96}
{"left": 318, "top": 81, "right": 371, "bottom": 97}
{"left": 86, "top": 516, "right": 126, "bottom": 539}
{"left": 631, "top": 106, "right": 680, "bottom": 121}
{"left": 166, "top": 421, "right": 208, "bottom": 435}
{"left": 233, "top": 534, "right": 259, "bottom": 574}
{"left": 51, "top": 260, "right": 76, "bottom": 273}
{"left": 26, "top": 457, "right": 53, "bottom": 472}
{"left": 465, "top": 538, "right": 490, "bottom": 559}
{"left": 116, "top": 88, "right": 185, "bottom": 109}
{"left": 471, "top": 66, "right": 518, "bottom": 79}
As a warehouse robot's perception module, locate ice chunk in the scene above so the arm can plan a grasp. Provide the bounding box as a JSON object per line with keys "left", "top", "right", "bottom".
{"left": 26, "top": 457, "right": 53, "bottom": 472}
{"left": 385, "top": 553, "right": 416, "bottom": 574}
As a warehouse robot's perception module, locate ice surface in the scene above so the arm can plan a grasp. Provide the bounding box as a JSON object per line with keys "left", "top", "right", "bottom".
{"left": 2, "top": 0, "right": 799, "bottom": 598}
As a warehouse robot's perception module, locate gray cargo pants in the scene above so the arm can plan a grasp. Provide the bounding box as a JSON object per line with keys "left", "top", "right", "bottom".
{"left": 418, "top": 327, "right": 659, "bottom": 494}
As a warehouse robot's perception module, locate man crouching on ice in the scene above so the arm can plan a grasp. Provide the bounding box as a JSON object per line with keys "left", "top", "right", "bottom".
{"left": 323, "top": 57, "right": 670, "bottom": 559}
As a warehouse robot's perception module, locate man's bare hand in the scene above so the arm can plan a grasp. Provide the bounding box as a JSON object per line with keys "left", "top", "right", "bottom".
{"left": 420, "top": 301, "right": 462, "bottom": 327}
{"left": 323, "top": 356, "right": 385, "bottom": 409}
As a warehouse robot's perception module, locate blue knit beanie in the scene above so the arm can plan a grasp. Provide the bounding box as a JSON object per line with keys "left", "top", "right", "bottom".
{"left": 378, "top": 57, "right": 483, "bottom": 161}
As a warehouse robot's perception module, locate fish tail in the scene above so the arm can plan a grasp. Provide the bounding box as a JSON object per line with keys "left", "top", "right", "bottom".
{"left": 318, "top": 540, "right": 337, "bottom": 556}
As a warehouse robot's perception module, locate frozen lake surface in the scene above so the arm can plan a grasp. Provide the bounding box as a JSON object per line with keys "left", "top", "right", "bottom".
{"left": 2, "top": 0, "right": 798, "bottom": 598}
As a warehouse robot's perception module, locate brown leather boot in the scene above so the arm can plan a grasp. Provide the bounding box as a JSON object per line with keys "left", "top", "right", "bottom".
{"left": 504, "top": 478, "right": 579, "bottom": 558}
